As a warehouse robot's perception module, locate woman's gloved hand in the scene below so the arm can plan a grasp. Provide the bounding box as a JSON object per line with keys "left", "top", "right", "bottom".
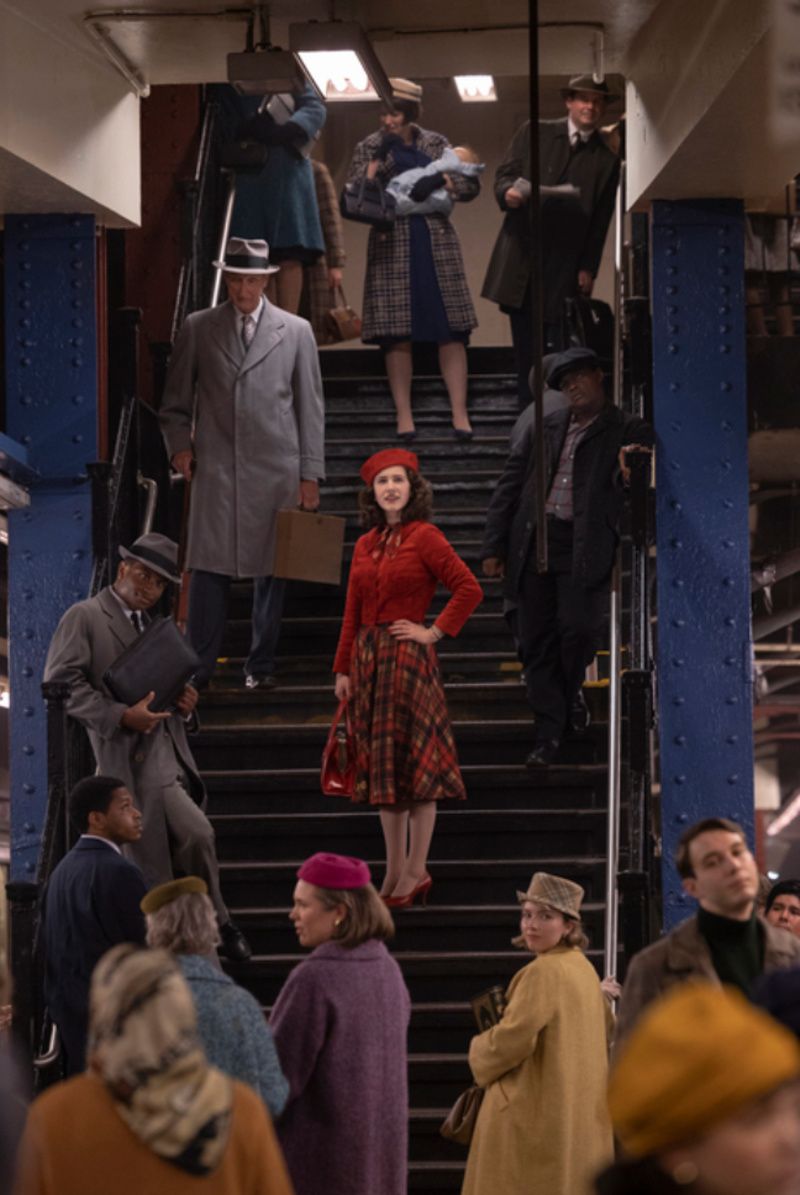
{"left": 374, "top": 133, "right": 403, "bottom": 161}
{"left": 409, "top": 172, "right": 445, "bottom": 202}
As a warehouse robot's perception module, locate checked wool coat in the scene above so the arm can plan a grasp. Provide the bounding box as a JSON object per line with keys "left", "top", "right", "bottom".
{"left": 346, "top": 126, "right": 479, "bottom": 341}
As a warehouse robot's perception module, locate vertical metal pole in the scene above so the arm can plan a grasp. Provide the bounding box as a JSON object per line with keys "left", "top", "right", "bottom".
{"left": 210, "top": 172, "right": 237, "bottom": 308}
{"left": 528, "top": 0, "right": 547, "bottom": 573}
{"left": 604, "top": 165, "right": 626, "bottom": 978}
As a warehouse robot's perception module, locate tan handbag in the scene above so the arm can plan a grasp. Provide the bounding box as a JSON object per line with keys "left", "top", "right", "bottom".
{"left": 324, "top": 287, "right": 362, "bottom": 342}
{"left": 440, "top": 1084, "right": 484, "bottom": 1146}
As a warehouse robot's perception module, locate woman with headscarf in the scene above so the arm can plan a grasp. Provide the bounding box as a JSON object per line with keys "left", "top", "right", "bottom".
{"left": 13, "top": 945, "right": 294, "bottom": 1195}
{"left": 598, "top": 982, "right": 800, "bottom": 1195}
{"left": 346, "top": 79, "right": 479, "bottom": 440}
{"left": 141, "top": 876, "right": 288, "bottom": 1117}
{"left": 331, "top": 448, "right": 483, "bottom": 906}
{"left": 270, "top": 852, "right": 410, "bottom": 1195}
{"left": 461, "top": 872, "right": 613, "bottom": 1195}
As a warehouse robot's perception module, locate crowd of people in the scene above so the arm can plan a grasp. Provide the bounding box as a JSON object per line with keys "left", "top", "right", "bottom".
{"left": 9, "top": 64, "right": 800, "bottom": 1195}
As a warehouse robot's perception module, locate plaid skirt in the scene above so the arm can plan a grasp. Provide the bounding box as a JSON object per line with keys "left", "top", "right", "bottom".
{"left": 348, "top": 626, "right": 466, "bottom": 806}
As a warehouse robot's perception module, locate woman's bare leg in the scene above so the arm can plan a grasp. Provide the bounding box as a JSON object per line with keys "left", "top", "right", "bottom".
{"left": 438, "top": 341, "right": 472, "bottom": 432}
{"left": 267, "top": 260, "right": 304, "bottom": 314}
{"left": 385, "top": 342, "right": 415, "bottom": 435}
{"left": 390, "top": 801, "right": 437, "bottom": 897}
{"left": 379, "top": 807, "right": 410, "bottom": 896}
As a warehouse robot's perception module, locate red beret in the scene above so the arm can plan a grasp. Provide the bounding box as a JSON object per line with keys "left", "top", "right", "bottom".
{"left": 297, "top": 852, "right": 372, "bottom": 890}
{"left": 359, "top": 448, "right": 419, "bottom": 487}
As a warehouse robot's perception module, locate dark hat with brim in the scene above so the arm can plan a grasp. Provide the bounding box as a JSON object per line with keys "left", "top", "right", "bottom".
{"left": 561, "top": 74, "right": 620, "bottom": 102}
{"left": 119, "top": 532, "right": 181, "bottom": 584}
{"left": 546, "top": 346, "right": 601, "bottom": 390}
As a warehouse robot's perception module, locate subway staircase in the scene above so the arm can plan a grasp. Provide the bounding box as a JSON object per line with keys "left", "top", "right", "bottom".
{"left": 190, "top": 356, "right": 610, "bottom": 1194}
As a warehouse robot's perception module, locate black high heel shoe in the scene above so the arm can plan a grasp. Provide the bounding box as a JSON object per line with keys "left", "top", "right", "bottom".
{"left": 452, "top": 427, "right": 474, "bottom": 442}
{"left": 397, "top": 430, "right": 418, "bottom": 443}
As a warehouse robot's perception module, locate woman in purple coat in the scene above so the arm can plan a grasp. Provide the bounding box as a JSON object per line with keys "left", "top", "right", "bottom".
{"left": 270, "top": 852, "right": 411, "bottom": 1195}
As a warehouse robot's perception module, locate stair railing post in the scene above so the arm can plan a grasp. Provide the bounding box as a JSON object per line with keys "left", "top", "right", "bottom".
{"left": 210, "top": 172, "right": 237, "bottom": 308}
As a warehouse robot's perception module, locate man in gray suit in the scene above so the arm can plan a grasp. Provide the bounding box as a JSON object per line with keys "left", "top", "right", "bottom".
{"left": 160, "top": 236, "right": 326, "bottom": 690}
{"left": 43, "top": 532, "right": 251, "bottom": 961}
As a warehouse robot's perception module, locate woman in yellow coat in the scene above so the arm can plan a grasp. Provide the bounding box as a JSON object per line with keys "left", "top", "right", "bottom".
{"left": 461, "top": 873, "right": 614, "bottom": 1195}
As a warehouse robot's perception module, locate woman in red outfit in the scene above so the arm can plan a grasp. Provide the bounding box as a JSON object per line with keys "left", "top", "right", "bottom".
{"left": 332, "top": 448, "right": 483, "bottom": 907}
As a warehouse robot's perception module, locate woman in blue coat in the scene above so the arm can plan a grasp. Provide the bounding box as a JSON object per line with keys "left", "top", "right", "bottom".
{"left": 216, "top": 84, "right": 326, "bottom": 313}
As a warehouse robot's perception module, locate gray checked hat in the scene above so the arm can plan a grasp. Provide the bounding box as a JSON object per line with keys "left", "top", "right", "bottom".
{"left": 119, "top": 533, "right": 181, "bottom": 584}
{"left": 213, "top": 236, "right": 280, "bottom": 275}
{"left": 517, "top": 872, "right": 585, "bottom": 920}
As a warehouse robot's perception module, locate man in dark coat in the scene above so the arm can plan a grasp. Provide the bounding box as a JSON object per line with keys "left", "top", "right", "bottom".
{"left": 43, "top": 775, "right": 147, "bottom": 1074}
{"left": 43, "top": 532, "right": 251, "bottom": 961}
{"left": 482, "top": 75, "right": 620, "bottom": 405}
{"left": 481, "top": 347, "right": 651, "bottom": 766}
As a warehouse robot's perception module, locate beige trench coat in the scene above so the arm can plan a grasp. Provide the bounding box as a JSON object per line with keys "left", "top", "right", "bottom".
{"left": 159, "top": 299, "right": 325, "bottom": 578}
{"left": 462, "top": 947, "right": 613, "bottom": 1195}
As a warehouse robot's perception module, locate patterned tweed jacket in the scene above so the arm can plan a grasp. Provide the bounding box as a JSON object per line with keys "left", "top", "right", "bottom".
{"left": 346, "top": 125, "right": 479, "bottom": 341}
{"left": 305, "top": 159, "right": 347, "bottom": 345}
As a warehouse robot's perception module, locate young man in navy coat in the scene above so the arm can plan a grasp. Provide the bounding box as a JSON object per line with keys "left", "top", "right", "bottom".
{"left": 43, "top": 775, "right": 147, "bottom": 1074}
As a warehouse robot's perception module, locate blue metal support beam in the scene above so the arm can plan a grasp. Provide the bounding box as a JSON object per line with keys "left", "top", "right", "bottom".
{"left": 651, "top": 199, "right": 754, "bottom": 929}
{"left": 5, "top": 215, "right": 98, "bottom": 880}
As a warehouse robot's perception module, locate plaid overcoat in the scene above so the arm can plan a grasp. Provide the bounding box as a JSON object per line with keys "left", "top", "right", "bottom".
{"left": 346, "top": 126, "right": 479, "bottom": 341}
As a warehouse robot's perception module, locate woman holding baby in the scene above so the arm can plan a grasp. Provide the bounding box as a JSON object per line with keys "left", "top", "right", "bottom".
{"left": 345, "top": 78, "right": 482, "bottom": 441}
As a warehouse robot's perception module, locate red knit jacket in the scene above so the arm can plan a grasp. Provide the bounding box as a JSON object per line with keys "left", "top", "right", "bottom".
{"left": 333, "top": 521, "right": 483, "bottom": 675}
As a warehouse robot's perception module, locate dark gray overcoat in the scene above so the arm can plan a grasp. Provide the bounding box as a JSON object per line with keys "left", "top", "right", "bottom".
{"left": 481, "top": 404, "right": 651, "bottom": 596}
{"left": 346, "top": 126, "right": 478, "bottom": 341}
{"left": 159, "top": 299, "right": 325, "bottom": 578}
{"left": 482, "top": 118, "right": 620, "bottom": 320}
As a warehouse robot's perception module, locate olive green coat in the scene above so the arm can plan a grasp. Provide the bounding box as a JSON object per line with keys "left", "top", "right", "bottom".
{"left": 462, "top": 946, "right": 613, "bottom": 1195}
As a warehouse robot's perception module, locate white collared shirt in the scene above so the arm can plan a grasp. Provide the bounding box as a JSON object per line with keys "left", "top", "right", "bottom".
{"left": 80, "top": 833, "right": 122, "bottom": 855}
{"left": 567, "top": 116, "right": 593, "bottom": 146}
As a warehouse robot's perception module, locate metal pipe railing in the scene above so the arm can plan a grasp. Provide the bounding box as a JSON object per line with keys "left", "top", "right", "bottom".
{"left": 604, "top": 160, "right": 626, "bottom": 980}
{"left": 210, "top": 173, "right": 238, "bottom": 308}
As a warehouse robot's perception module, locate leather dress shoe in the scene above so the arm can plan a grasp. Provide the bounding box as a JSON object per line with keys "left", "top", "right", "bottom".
{"left": 569, "top": 692, "right": 591, "bottom": 734}
{"left": 525, "top": 738, "right": 560, "bottom": 768}
{"left": 219, "top": 921, "right": 252, "bottom": 962}
{"left": 245, "top": 673, "right": 277, "bottom": 691}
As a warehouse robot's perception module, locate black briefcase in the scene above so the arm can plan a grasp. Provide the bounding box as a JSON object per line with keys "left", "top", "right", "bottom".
{"left": 103, "top": 616, "right": 201, "bottom": 712}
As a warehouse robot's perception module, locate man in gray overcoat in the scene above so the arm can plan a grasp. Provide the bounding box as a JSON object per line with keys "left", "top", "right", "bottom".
{"left": 160, "top": 236, "right": 325, "bottom": 690}
{"left": 44, "top": 533, "right": 251, "bottom": 961}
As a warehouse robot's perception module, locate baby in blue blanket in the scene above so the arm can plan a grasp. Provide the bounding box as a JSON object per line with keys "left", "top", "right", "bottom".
{"left": 386, "top": 145, "right": 484, "bottom": 216}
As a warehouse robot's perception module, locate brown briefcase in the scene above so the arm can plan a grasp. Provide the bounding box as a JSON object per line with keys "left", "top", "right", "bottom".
{"left": 273, "top": 509, "right": 346, "bottom": 586}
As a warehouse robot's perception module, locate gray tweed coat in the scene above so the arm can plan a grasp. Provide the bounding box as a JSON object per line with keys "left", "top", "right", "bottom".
{"left": 346, "top": 126, "right": 479, "bottom": 341}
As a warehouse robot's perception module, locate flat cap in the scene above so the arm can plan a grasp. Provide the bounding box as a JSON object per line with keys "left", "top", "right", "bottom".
{"left": 140, "top": 876, "right": 208, "bottom": 915}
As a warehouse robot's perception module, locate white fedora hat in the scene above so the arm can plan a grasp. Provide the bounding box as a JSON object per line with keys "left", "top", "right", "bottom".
{"left": 213, "top": 236, "right": 280, "bottom": 275}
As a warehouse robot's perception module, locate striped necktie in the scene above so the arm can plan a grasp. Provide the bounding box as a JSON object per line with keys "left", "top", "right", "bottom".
{"left": 242, "top": 314, "right": 256, "bottom": 348}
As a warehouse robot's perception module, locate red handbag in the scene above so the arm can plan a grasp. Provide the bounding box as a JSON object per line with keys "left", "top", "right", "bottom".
{"left": 321, "top": 700, "right": 356, "bottom": 796}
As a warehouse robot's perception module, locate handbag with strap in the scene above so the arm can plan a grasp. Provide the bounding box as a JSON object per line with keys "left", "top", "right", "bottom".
{"left": 324, "top": 288, "right": 362, "bottom": 343}
{"left": 321, "top": 700, "right": 356, "bottom": 797}
{"left": 340, "top": 175, "right": 397, "bottom": 230}
{"left": 440, "top": 1084, "right": 484, "bottom": 1146}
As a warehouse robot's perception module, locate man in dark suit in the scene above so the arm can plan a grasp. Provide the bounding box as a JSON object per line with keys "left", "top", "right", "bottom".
{"left": 481, "top": 347, "right": 651, "bottom": 766}
{"left": 482, "top": 75, "right": 621, "bottom": 405}
{"left": 43, "top": 775, "right": 147, "bottom": 1074}
{"left": 44, "top": 531, "right": 250, "bottom": 961}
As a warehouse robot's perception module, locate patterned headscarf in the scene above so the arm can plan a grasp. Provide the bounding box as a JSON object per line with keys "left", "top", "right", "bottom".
{"left": 88, "top": 945, "right": 233, "bottom": 1175}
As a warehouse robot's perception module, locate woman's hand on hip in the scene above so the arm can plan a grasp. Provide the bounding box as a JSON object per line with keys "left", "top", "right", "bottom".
{"left": 389, "top": 620, "right": 436, "bottom": 645}
{"left": 334, "top": 674, "right": 351, "bottom": 702}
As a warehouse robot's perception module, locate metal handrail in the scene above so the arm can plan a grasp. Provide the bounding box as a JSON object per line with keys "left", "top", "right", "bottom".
{"left": 604, "top": 161, "right": 626, "bottom": 981}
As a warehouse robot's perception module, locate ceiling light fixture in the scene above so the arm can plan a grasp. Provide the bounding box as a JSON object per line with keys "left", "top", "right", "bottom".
{"left": 289, "top": 21, "right": 393, "bottom": 105}
{"left": 454, "top": 75, "right": 497, "bottom": 102}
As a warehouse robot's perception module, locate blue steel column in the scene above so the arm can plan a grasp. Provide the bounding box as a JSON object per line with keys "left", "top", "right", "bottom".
{"left": 651, "top": 199, "right": 753, "bottom": 929}
{"left": 5, "top": 215, "right": 98, "bottom": 880}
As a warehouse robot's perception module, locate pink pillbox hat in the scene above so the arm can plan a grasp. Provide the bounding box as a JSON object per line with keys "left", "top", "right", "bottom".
{"left": 297, "top": 852, "right": 372, "bottom": 890}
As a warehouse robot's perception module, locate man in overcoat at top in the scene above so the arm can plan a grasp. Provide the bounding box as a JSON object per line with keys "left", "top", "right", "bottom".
{"left": 481, "top": 347, "right": 651, "bottom": 767}
{"left": 43, "top": 775, "right": 147, "bottom": 1075}
{"left": 43, "top": 531, "right": 250, "bottom": 961}
{"left": 159, "top": 236, "right": 326, "bottom": 691}
{"left": 482, "top": 75, "right": 620, "bottom": 406}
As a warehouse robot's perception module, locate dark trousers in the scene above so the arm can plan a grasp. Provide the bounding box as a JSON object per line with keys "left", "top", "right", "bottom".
{"left": 516, "top": 518, "right": 607, "bottom": 742}
{"left": 188, "top": 569, "right": 286, "bottom": 685}
{"left": 508, "top": 287, "right": 566, "bottom": 409}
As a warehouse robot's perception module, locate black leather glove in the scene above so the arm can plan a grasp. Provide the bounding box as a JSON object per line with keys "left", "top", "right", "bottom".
{"left": 409, "top": 172, "right": 446, "bottom": 202}
{"left": 239, "top": 114, "right": 305, "bottom": 150}
{"left": 374, "top": 133, "right": 403, "bottom": 161}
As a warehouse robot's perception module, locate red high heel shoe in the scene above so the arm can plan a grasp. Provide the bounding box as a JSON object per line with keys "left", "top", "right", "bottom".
{"left": 385, "top": 874, "right": 433, "bottom": 910}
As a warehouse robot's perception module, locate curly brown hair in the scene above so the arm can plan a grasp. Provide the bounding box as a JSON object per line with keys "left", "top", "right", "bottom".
{"left": 358, "top": 467, "right": 434, "bottom": 528}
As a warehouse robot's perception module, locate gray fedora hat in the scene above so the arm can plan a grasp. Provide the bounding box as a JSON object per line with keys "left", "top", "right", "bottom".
{"left": 119, "top": 533, "right": 181, "bottom": 584}
{"left": 213, "top": 236, "right": 280, "bottom": 275}
{"left": 561, "top": 74, "right": 620, "bottom": 102}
